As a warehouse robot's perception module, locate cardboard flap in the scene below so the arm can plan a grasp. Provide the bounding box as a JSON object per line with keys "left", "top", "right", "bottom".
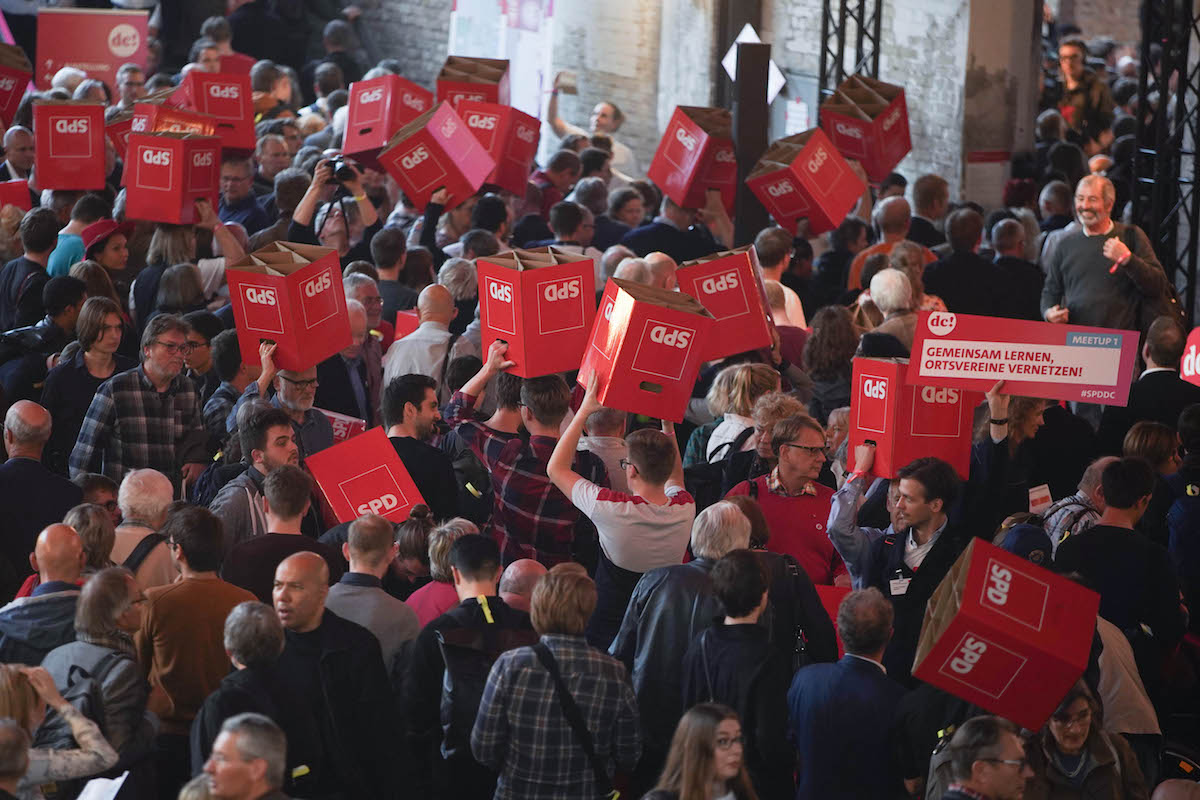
{"left": 748, "top": 132, "right": 814, "bottom": 179}
{"left": 33, "top": 98, "right": 105, "bottom": 108}
{"left": 820, "top": 97, "right": 875, "bottom": 122}
{"left": 679, "top": 244, "right": 756, "bottom": 268}
{"left": 276, "top": 241, "right": 338, "bottom": 264}
{"left": 136, "top": 88, "right": 184, "bottom": 108}
{"left": 679, "top": 105, "right": 732, "bottom": 138}
{"left": 611, "top": 277, "right": 714, "bottom": 318}
{"left": 913, "top": 539, "right": 973, "bottom": 669}
{"left": 231, "top": 242, "right": 317, "bottom": 276}
{"left": 136, "top": 130, "right": 221, "bottom": 143}
{"left": 439, "top": 56, "right": 509, "bottom": 85}
{"left": 106, "top": 108, "right": 134, "bottom": 126}
{"left": 854, "top": 74, "right": 904, "bottom": 102}
{"left": 484, "top": 246, "right": 593, "bottom": 271}
{"left": 388, "top": 104, "right": 438, "bottom": 146}
{"left": 0, "top": 43, "right": 31, "bottom": 72}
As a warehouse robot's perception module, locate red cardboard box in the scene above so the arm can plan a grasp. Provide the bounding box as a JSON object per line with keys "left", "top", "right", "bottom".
{"left": 0, "top": 44, "right": 31, "bottom": 128}
{"left": 226, "top": 241, "right": 352, "bottom": 372}
{"left": 106, "top": 110, "right": 135, "bottom": 157}
{"left": 646, "top": 106, "right": 737, "bottom": 213}
{"left": 377, "top": 102, "right": 495, "bottom": 211}
{"left": 393, "top": 310, "right": 420, "bottom": 339}
{"left": 0, "top": 180, "right": 30, "bottom": 211}
{"left": 172, "top": 71, "right": 255, "bottom": 153}
{"left": 746, "top": 128, "right": 864, "bottom": 235}
{"left": 458, "top": 101, "right": 540, "bottom": 195}
{"left": 846, "top": 357, "right": 978, "bottom": 480}
{"left": 306, "top": 427, "right": 426, "bottom": 524}
{"left": 676, "top": 246, "right": 773, "bottom": 361}
{"left": 33, "top": 100, "right": 107, "bottom": 190}
{"left": 913, "top": 539, "right": 1100, "bottom": 730}
{"left": 123, "top": 132, "right": 221, "bottom": 225}
{"left": 344, "top": 75, "right": 434, "bottom": 169}
{"left": 319, "top": 408, "right": 367, "bottom": 445}
{"left": 219, "top": 53, "right": 258, "bottom": 75}
{"left": 577, "top": 278, "right": 715, "bottom": 422}
{"left": 131, "top": 101, "right": 216, "bottom": 138}
{"left": 476, "top": 247, "right": 596, "bottom": 378}
{"left": 820, "top": 74, "right": 911, "bottom": 183}
{"left": 436, "top": 56, "right": 510, "bottom": 108}
{"left": 36, "top": 8, "right": 148, "bottom": 92}
{"left": 815, "top": 585, "right": 850, "bottom": 657}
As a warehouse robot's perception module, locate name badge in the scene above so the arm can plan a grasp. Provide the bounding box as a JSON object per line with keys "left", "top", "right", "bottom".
{"left": 889, "top": 577, "right": 911, "bottom": 596}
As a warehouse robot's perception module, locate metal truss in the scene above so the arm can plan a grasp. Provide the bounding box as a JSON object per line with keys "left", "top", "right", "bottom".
{"left": 818, "top": 0, "right": 884, "bottom": 95}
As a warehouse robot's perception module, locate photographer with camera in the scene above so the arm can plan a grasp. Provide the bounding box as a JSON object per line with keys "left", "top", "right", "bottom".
{"left": 289, "top": 158, "right": 381, "bottom": 268}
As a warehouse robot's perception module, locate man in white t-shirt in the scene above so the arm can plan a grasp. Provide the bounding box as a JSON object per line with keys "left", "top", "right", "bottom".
{"left": 548, "top": 377, "right": 694, "bottom": 649}
{"left": 546, "top": 72, "right": 640, "bottom": 180}
{"left": 577, "top": 406, "right": 630, "bottom": 493}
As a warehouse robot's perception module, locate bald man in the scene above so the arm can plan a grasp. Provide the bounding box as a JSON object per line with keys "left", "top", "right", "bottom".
{"left": 315, "top": 299, "right": 380, "bottom": 425}
{"left": 498, "top": 558, "right": 547, "bottom": 612}
{"left": 846, "top": 196, "right": 937, "bottom": 290}
{"left": 0, "top": 127, "right": 34, "bottom": 181}
{"left": 600, "top": 244, "right": 636, "bottom": 284}
{"left": 0, "top": 401, "right": 82, "bottom": 590}
{"left": 382, "top": 283, "right": 479, "bottom": 402}
{"left": 0, "top": 524, "right": 84, "bottom": 664}
{"left": 645, "top": 252, "right": 678, "bottom": 291}
{"left": 613, "top": 257, "right": 652, "bottom": 285}
{"left": 273, "top": 551, "right": 399, "bottom": 797}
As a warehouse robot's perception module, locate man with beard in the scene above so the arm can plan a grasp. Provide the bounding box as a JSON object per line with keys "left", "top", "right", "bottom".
{"left": 382, "top": 374, "right": 458, "bottom": 520}
{"left": 314, "top": 299, "right": 380, "bottom": 426}
{"left": 71, "top": 315, "right": 208, "bottom": 492}
{"left": 227, "top": 342, "right": 335, "bottom": 462}
{"left": 1041, "top": 175, "right": 1167, "bottom": 332}
{"left": 210, "top": 404, "right": 301, "bottom": 559}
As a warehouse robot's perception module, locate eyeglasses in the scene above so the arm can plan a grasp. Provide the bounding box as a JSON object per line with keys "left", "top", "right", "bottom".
{"left": 981, "top": 757, "right": 1029, "bottom": 769}
{"left": 360, "top": 296, "right": 383, "bottom": 307}
{"left": 278, "top": 374, "right": 319, "bottom": 390}
{"left": 1050, "top": 708, "right": 1092, "bottom": 729}
{"left": 220, "top": 174, "right": 252, "bottom": 185}
{"left": 152, "top": 340, "right": 195, "bottom": 355}
{"left": 715, "top": 735, "right": 745, "bottom": 750}
{"left": 619, "top": 458, "right": 632, "bottom": 470}
{"left": 782, "top": 443, "right": 828, "bottom": 457}
{"left": 186, "top": 339, "right": 210, "bottom": 350}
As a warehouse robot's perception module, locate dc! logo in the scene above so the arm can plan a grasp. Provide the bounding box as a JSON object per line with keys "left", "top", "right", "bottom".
{"left": 928, "top": 312, "right": 957, "bottom": 335}
{"left": 108, "top": 23, "right": 140, "bottom": 58}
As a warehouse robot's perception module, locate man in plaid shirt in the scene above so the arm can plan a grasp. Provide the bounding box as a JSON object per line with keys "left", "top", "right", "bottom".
{"left": 70, "top": 314, "right": 208, "bottom": 491}
{"left": 446, "top": 340, "right": 608, "bottom": 566}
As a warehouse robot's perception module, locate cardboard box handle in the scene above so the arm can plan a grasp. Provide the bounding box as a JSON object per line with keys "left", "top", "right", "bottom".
{"left": 638, "top": 381, "right": 664, "bottom": 394}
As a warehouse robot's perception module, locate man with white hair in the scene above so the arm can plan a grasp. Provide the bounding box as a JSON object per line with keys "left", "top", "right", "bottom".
{"left": 612, "top": 257, "right": 652, "bottom": 285}
{"left": 608, "top": 501, "right": 752, "bottom": 791}
{"left": 382, "top": 284, "right": 477, "bottom": 402}
{"left": 0, "top": 126, "right": 34, "bottom": 182}
{"left": 204, "top": 713, "right": 289, "bottom": 800}
{"left": 1042, "top": 174, "right": 1167, "bottom": 331}
{"left": 600, "top": 244, "right": 636, "bottom": 286}
{"left": 112, "top": 469, "right": 177, "bottom": 591}
{"left": 0, "top": 401, "right": 81, "bottom": 590}
{"left": 314, "top": 299, "right": 379, "bottom": 425}
{"left": 864, "top": 268, "right": 917, "bottom": 352}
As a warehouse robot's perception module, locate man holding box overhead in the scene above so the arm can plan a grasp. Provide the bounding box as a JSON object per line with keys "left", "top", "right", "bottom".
{"left": 547, "top": 71, "right": 640, "bottom": 179}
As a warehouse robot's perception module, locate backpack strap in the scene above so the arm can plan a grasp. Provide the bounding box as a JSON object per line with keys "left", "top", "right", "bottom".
{"left": 439, "top": 332, "right": 462, "bottom": 394}
{"left": 122, "top": 532, "right": 166, "bottom": 573}
{"left": 699, "top": 628, "right": 715, "bottom": 702}
{"left": 532, "top": 641, "right": 616, "bottom": 799}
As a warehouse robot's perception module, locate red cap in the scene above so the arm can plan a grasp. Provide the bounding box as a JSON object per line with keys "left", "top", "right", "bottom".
{"left": 82, "top": 219, "right": 134, "bottom": 258}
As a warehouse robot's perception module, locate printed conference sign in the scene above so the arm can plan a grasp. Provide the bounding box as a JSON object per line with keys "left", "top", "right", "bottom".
{"left": 36, "top": 9, "right": 149, "bottom": 91}
{"left": 1182, "top": 326, "right": 1200, "bottom": 388}
{"left": 906, "top": 311, "right": 1139, "bottom": 405}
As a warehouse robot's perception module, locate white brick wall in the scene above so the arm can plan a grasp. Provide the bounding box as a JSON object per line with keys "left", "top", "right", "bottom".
{"left": 361, "top": 0, "right": 454, "bottom": 88}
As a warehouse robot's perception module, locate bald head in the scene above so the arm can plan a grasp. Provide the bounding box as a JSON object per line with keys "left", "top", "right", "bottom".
{"left": 273, "top": 551, "right": 329, "bottom": 632}
{"left": 613, "top": 257, "right": 651, "bottom": 284}
{"left": 499, "top": 558, "right": 547, "bottom": 612}
{"left": 2, "top": 127, "right": 33, "bottom": 172}
{"left": 33, "top": 524, "right": 84, "bottom": 584}
{"left": 645, "top": 252, "right": 678, "bottom": 291}
{"left": 4, "top": 401, "right": 51, "bottom": 459}
{"left": 601, "top": 245, "right": 636, "bottom": 281}
{"left": 875, "top": 196, "right": 913, "bottom": 238}
{"left": 992, "top": 219, "right": 1026, "bottom": 258}
{"left": 416, "top": 283, "right": 456, "bottom": 325}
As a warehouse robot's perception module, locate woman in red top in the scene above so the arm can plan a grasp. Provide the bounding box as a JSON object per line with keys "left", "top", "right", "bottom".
{"left": 726, "top": 414, "right": 850, "bottom": 586}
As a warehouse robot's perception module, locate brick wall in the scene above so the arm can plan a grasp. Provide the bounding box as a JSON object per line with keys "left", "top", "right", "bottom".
{"left": 360, "top": 0, "right": 453, "bottom": 88}
{"left": 1057, "top": 0, "right": 1139, "bottom": 44}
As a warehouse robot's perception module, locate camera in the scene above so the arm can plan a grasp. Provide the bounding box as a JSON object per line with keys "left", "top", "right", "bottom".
{"left": 326, "top": 159, "right": 357, "bottom": 185}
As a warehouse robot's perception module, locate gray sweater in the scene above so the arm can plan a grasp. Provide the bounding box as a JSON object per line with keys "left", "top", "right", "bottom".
{"left": 1040, "top": 221, "right": 1167, "bottom": 330}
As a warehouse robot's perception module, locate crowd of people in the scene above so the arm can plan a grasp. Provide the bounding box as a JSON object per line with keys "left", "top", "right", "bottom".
{"left": 0, "top": 4, "right": 1193, "bottom": 800}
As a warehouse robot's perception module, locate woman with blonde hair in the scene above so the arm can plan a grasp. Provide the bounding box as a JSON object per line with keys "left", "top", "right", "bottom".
{"left": 684, "top": 361, "right": 743, "bottom": 468}
{"left": 404, "top": 512, "right": 476, "bottom": 627}
{"left": 705, "top": 364, "right": 780, "bottom": 463}
{"left": 0, "top": 664, "right": 117, "bottom": 799}
{"left": 646, "top": 703, "right": 759, "bottom": 800}
{"left": 888, "top": 240, "right": 946, "bottom": 311}
{"left": 64, "top": 504, "right": 116, "bottom": 576}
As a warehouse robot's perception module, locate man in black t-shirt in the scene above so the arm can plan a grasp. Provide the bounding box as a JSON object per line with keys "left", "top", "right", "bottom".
{"left": 383, "top": 374, "right": 459, "bottom": 520}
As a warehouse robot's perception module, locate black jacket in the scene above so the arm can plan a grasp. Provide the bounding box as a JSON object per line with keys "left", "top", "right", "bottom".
{"left": 190, "top": 665, "right": 320, "bottom": 794}
{"left": 275, "top": 610, "right": 401, "bottom": 799}
{"left": 907, "top": 216, "right": 945, "bottom": 248}
{"left": 619, "top": 221, "right": 721, "bottom": 263}
{"left": 0, "top": 256, "right": 48, "bottom": 330}
{"left": 1097, "top": 369, "right": 1200, "bottom": 456}
{"left": 994, "top": 254, "right": 1046, "bottom": 321}
{"left": 314, "top": 353, "right": 375, "bottom": 426}
{"left": 399, "top": 596, "right": 534, "bottom": 798}
{"left": 922, "top": 251, "right": 1008, "bottom": 317}
{"left": 0, "top": 458, "right": 81, "bottom": 588}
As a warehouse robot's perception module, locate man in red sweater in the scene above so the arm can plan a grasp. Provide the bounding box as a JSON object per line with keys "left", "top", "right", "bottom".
{"left": 726, "top": 414, "right": 849, "bottom": 586}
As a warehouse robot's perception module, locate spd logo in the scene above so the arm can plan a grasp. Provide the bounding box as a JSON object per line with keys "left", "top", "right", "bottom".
{"left": 401, "top": 92, "right": 425, "bottom": 111}
{"left": 439, "top": 117, "right": 457, "bottom": 138}
{"left": 484, "top": 277, "right": 515, "bottom": 335}
{"left": 978, "top": 557, "right": 1050, "bottom": 632}
{"left": 835, "top": 122, "right": 864, "bottom": 139}
{"left": 0, "top": 77, "right": 15, "bottom": 93}
{"left": 515, "top": 125, "right": 536, "bottom": 144}
{"left": 766, "top": 180, "right": 793, "bottom": 198}
{"left": 399, "top": 145, "right": 429, "bottom": 171}
{"left": 108, "top": 23, "right": 140, "bottom": 58}
{"left": 454, "top": 92, "right": 486, "bottom": 103}
{"left": 208, "top": 84, "right": 240, "bottom": 101}
{"left": 359, "top": 87, "right": 384, "bottom": 104}
{"left": 244, "top": 287, "right": 276, "bottom": 305}
{"left": 239, "top": 284, "right": 283, "bottom": 334}
{"left": 807, "top": 146, "right": 829, "bottom": 174}
{"left": 863, "top": 377, "right": 887, "bottom": 399}
{"left": 356, "top": 493, "right": 401, "bottom": 516}
{"left": 136, "top": 146, "right": 174, "bottom": 191}
{"left": 649, "top": 325, "right": 692, "bottom": 349}
{"left": 700, "top": 272, "right": 738, "bottom": 295}
{"left": 855, "top": 373, "right": 889, "bottom": 434}
{"left": 714, "top": 148, "right": 736, "bottom": 164}
{"left": 985, "top": 563, "right": 1012, "bottom": 606}
{"left": 949, "top": 636, "right": 987, "bottom": 675}
{"left": 131, "top": 117, "right": 148, "bottom": 133}
{"left": 937, "top": 631, "right": 1028, "bottom": 699}
{"left": 339, "top": 464, "right": 412, "bottom": 522}
{"left": 141, "top": 148, "right": 171, "bottom": 166}
{"left": 882, "top": 107, "right": 902, "bottom": 131}
{"left": 54, "top": 118, "right": 88, "bottom": 134}
{"left": 920, "top": 386, "right": 960, "bottom": 404}
{"left": 675, "top": 126, "right": 698, "bottom": 151}
{"left": 192, "top": 151, "right": 214, "bottom": 168}
{"left": 927, "top": 312, "right": 957, "bottom": 335}
{"left": 299, "top": 269, "right": 339, "bottom": 329}
{"left": 466, "top": 114, "right": 497, "bottom": 130}
{"left": 536, "top": 277, "right": 586, "bottom": 335}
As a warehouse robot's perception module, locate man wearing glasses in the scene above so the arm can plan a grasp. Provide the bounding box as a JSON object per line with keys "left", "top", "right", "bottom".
{"left": 1054, "top": 38, "right": 1115, "bottom": 156}
{"left": 726, "top": 414, "right": 849, "bottom": 587}
{"left": 941, "top": 716, "right": 1034, "bottom": 800}
{"left": 218, "top": 155, "right": 271, "bottom": 236}
{"left": 70, "top": 314, "right": 208, "bottom": 493}
{"left": 226, "top": 341, "right": 334, "bottom": 463}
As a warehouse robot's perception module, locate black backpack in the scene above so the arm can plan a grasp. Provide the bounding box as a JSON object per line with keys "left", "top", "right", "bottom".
{"left": 683, "top": 426, "right": 756, "bottom": 511}
{"left": 33, "top": 650, "right": 123, "bottom": 752}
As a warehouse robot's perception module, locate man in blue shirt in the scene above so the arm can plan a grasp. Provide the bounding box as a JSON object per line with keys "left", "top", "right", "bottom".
{"left": 219, "top": 155, "right": 270, "bottom": 235}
